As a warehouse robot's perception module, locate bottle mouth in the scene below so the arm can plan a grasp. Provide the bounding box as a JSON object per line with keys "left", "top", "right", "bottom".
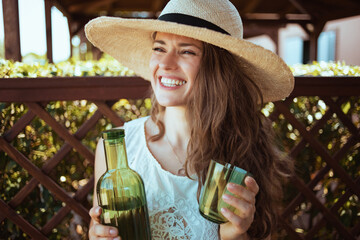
{"left": 102, "top": 128, "right": 125, "bottom": 140}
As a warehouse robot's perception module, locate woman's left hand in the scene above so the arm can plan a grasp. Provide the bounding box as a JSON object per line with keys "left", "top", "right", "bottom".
{"left": 219, "top": 176, "right": 259, "bottom": 240}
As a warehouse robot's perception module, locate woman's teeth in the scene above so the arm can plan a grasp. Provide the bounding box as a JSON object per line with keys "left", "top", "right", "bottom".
{"left": 160, "top": 77, "right": 186, "bottom": 87}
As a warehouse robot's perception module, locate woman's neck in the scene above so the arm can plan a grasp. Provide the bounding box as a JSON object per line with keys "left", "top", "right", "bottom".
{"left": 163, "top": 106, "right": 190, "bottom": 150}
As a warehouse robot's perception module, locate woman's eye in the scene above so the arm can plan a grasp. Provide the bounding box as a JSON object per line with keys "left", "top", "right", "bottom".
{"left": 152, "top": 47, "right": 164, "bottom": 52}
{"left": 181, "top": 50, "right": 196, "bottom": 55}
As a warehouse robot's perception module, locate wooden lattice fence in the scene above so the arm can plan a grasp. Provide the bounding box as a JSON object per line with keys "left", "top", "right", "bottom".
{"left": 0, "top": 76, "right": 359, "bottom": 239}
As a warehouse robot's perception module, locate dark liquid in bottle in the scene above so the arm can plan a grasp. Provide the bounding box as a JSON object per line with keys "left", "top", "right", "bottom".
{"left": 100, "top": 200, "right": 151, "bottom": 240}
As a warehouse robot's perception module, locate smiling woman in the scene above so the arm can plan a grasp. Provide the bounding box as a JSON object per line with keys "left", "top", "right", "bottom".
{"left": 85, "top": 0, "right": 294, "bottom": 239}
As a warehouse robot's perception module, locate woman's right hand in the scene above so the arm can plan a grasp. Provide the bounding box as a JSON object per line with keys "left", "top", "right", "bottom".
{"left": 88, "top": 206, "right": 121, "bottom": 240}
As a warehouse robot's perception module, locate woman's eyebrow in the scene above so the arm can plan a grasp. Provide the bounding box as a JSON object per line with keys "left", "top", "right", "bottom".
{"left": 178, "top": 43, "right": 202, "bottom": 50}
{"left": 153, "top": 40, "right": 201, "bottom": 50}
{"left": 153, "top": 40, "right": 166, "bottom": 45}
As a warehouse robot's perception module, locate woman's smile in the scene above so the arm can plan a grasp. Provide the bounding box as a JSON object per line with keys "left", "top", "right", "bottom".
{"left": 159, "top": 76, "right": 187, "bottom": 88}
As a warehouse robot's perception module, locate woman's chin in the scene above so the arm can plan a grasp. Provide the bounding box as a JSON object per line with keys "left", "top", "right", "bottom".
{"left": 157, "top": 100, "right": 186, "bottom": 108}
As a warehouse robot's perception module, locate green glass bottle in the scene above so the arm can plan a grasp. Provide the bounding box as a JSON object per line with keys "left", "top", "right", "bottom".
{"left": 97, "top": 128, "right": 151, "bottom": 240}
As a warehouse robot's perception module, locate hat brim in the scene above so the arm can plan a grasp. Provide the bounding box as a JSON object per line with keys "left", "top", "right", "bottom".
{"left": 85, "top": 16, "right": 294, "bottom": 102}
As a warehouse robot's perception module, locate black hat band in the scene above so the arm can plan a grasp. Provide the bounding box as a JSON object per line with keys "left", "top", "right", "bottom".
{"left": 158, "top": 13, "right": 230, "bottom": 35}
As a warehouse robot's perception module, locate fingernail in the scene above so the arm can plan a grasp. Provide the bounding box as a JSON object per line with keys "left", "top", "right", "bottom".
{"left": 113, "top": 237, "right": 121, "bottom": 240}
{"left": 110, "top": 229, "right": 117, "bottom": 236}
{"left": 222, "top": 194, "right": 230, "bottom": 201}
{"left": 96, "top": 206, "right": 101, "bottom": 214}
{"left": 246, "top": 176, "right": 253, "bottom": 183}
{"left": 227, "top": 183, "right": 236, "bottom": 189}
{"left": 221, "top": 207, "right": 228, "bottom": 214}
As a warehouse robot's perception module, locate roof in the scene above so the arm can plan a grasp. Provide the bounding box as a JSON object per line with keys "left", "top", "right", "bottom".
{"left": 53, "top": 0, "right": 360, "bottom": 37}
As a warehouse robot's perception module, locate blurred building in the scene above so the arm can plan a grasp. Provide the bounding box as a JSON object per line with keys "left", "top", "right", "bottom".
{"left": 248, "top": 15, "right": 360, "bottom": 66}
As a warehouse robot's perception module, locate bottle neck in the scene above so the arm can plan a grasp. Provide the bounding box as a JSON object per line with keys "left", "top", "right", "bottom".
{"left": 103, "top": 137, "right": 129, "bottom": 170}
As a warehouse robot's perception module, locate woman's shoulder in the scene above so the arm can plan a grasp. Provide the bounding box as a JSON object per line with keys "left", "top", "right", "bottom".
{"left": 124, "top": 116, "right": 149, "bottom": 131}
{"left": 123, "top": 117, "right": 149, "bottom": 164}
{"left": 123, "top": 116, "right": 149, "bottom": 141}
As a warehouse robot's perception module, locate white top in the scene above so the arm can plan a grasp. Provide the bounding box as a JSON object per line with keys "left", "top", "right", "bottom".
{"left": 124, "top": 117, "right": 219, "bottom": 240}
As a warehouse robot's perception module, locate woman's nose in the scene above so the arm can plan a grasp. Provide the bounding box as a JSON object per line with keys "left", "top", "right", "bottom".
{"left": 159, "top": 51, "right": 178, "bottom": 70}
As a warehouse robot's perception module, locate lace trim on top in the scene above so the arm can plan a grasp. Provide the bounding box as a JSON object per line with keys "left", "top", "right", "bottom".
{"left": 124, "top": 117, "right": 219, "bottom": 240}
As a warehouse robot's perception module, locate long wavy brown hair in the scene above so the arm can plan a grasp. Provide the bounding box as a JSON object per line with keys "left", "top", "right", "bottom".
{"left": 149, "top": 42, "right": 293, "bottom": 239}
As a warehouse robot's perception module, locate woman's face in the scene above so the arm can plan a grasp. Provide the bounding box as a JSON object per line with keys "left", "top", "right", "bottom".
{"left": 149, "top": 32, "right": 203, "bottom": 107}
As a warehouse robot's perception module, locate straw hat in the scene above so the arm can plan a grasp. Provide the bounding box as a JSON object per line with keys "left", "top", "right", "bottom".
{"left": 85, "top": 0, "right": 294, "bottom": 102}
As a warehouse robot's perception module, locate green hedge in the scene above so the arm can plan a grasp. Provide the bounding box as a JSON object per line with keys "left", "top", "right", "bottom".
{"left": 0, "top": 59, "right": 359, "bottom": 239}
{"left": 1, "top": 58, "right": 359, "bottom": 78}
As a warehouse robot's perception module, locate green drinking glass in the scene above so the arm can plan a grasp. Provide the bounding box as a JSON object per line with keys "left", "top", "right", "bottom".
{"left": 199, "top": 160, "right": 251, "bottom": 224}
{"left": 97, "top": 128, "right": 151, "bottom": 240}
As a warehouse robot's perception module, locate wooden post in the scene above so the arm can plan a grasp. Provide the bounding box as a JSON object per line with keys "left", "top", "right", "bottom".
{"left": 267, "top": 29, "right": 279, "bottom": 55}
{"left": 91, "top": 46, "right": 102, "bottom": 60}
{"left": 79, "top": 29, "right": 87, "bottom": 61}
{"left": 45, "top": 0, "right": 53, "bottom": 63}
{"left": 2, "top": 0, "right": 21, "bottom": 61}
{"left": 68, "top": 21, "right": 73, "bottom": 58}
{"left": 309, "top": 23, "right": 325, "bottom": 61}
{"left": 301, "top": 22, "right": 325, "bottom": 62}
{"left": 309, "top": 32, "right": 318, "bottom": 62}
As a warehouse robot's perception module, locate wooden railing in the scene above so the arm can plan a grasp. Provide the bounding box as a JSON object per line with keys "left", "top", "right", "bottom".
{"left": 0, "top": 76, "right": 359, "bottom": 239}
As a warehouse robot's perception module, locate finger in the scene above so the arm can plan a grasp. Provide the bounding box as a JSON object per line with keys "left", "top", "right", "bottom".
{"left": 94, "top": 224, "right": 119, "bottom": 237}
{"left": 220, "top": 207, "right": 248, "bottom": 232}
{"left": 226, "top": 183, "right": 256, "bottom": 204}
{"left": 244, "top": 176, "right": 259, "bottom": 195}
{"left": 222, "top": 194, "right": 255, "bottom": 218}
{"left": 89, "top": 206, "right": 102, "bottom": 223}
{"left": 89, "top": 223, "right": 121, "bottom": 240}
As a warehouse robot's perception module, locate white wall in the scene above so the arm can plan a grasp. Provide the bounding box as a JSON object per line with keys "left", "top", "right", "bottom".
{"left": 247, "top": 34, "right": 277, "bottom": 53}
{"left": 324, "top": 16, "right": 360, "bottom": 65}
{"left": 278, "top": 25, "right": 307, "bottom": 65}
